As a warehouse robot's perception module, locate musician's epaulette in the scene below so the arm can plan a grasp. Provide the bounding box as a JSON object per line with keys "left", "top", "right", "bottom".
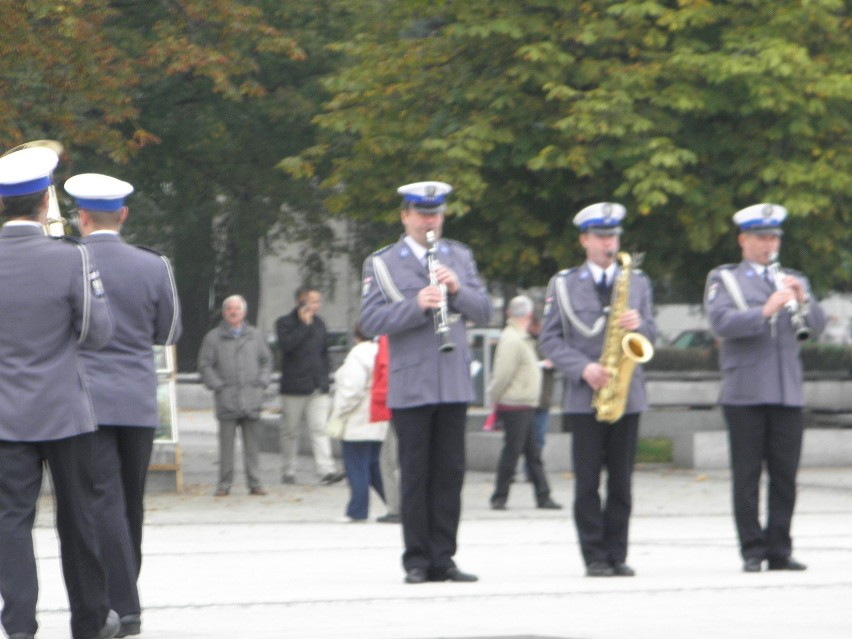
{"left": 134, "top": 244, "right": 166, "bottom": 257}
{"left": 716, "top": 263, "right": 737, "bottom": 272}
{"left": 557, "top": 267, "right": 577, "bottom": 277}
{"left": 371, "top": 243, "right": 394, "bottom": 257}
{"left": 51, "top": 235, "right": 81, "bottom": 244}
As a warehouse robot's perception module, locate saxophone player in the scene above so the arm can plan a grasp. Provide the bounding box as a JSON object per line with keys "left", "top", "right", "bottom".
{"left": 704, "top": 204, "right": 826, "bottom": 573}
{"left": 539, "top": 202, "right": 656, "bottom": 578}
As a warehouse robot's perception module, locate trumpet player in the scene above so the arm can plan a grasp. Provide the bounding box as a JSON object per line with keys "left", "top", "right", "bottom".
{"left": 540, "top": 202, "right": 656, "bottom": 578}
{"left": 360, "top": 181, "right": 491, "bottom": 584}
{"left": 704, "top": 203, "right": 825, "bottom": 573}
{"left": 0, "top": 148, "right": 120, "bottom": 638}
{"left": 67, "top": 172, "right": 182, "bottom": 637}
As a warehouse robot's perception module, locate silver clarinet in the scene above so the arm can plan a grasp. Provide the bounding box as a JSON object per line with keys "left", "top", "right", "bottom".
{"left": 425, "top": 230, "right": 455, "bottom": 352}
{"left": 767, "top": 253, "right": 811, "bottom": 342}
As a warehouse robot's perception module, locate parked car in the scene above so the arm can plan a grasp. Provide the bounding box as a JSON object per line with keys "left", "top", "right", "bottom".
{"left": 668, "top": 329, "right": 718, "bottom": 349}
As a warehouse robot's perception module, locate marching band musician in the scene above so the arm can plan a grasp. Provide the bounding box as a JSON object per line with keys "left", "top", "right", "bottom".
{"left": 539, "top": 202, "right": 656, "bottom": 578}
{"left": 359, "top": 181, "right": 491, "bottom": 584}
{"left": 704, "top": 204, "right": 825, "bottom": 573}
{"left": 0, "top": 148, "right": 120, "bottom": 639}
{"left": 66, "top": 173, "right": 182, "bottom": 637}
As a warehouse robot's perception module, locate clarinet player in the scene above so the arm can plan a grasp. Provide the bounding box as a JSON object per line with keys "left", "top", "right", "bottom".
{"left": 359, "top": 181, "right": 491, "bottom": 584}
{"left": 704, "top": 203, "right": 826, "bottom": 573}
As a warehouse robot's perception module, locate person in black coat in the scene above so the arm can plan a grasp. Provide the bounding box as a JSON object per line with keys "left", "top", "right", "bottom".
{"left": 276, "top": 285, "right": 344, "bottom": 485}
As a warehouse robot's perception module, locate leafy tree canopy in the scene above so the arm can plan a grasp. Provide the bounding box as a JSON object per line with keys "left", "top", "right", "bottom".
{"left": 285, "top": 0, "right": 851, "bottom": 301}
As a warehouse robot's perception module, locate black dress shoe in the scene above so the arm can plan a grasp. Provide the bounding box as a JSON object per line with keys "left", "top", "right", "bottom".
{"left": 376, "top": 513, "right": 400, "bottom": 523}
{"left": 95, "top": 609, "right": 120, "bottom": 639}
{"left": 612, "top": 562, "right": 636, "bottom": 577}
{"left": 537, "top": 498, "right": 562, "bottom": 510}
{"left": 9, "top": 633, "right": 35, "bottom": 639}
{"left": 743, "top": 557, "right": 763, "bottom": 573}
{"left": 490, "top": 499, "right": 507, "bottom": 511}
{"left": 586, "top": 561, "right": 615, "bottom": 577}
{"left": 319, "top": 471, "right": 346, "bottom": 486}
{"left": 115, "top": 613, "right": 141, "bottom": 638}
{"left": 404, "top": 567, "right": 428, "bottom": 584}
{"left": 768, "top": 557, "right": 807, "bottom": 571}
{"left": 440, "top": 566, "right": 479, "bottom": 582}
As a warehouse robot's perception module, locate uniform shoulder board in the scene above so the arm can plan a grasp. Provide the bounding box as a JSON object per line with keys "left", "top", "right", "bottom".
{"left": 134, "top": 244, "right": 167, "bottom": 257}
{"left": 51, "top": 235, "right": 81, "bottom": 244}
{"left": 442, "top": 238, "right": 469, "bottom": 249}
{"left": 371, "top": 243, "right": 394, "bottom": 257}
{"left": 717, "top": 263, "right": 737, "bottom": 271}
{"left": 557, "top": 267, "right": 577, "bottom": 277}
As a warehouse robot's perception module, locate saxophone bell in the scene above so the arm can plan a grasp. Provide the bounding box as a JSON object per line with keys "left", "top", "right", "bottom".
{"left": 591, "top": 251, "right": 654, "bottom": 423}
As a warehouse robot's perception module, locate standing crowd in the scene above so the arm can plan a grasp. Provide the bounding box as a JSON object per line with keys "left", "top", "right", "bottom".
{"left": 0, "top": 146, "right": 828, "bottom": 639}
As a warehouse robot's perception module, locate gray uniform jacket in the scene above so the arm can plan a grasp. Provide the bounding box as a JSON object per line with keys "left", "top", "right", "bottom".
{"left": 704, "top": 261, "right": 826, "bottom": 406}
{"left": 79, "top": 233, "right": 182, "bottom": 427}
{"left": 539, "top": 264, "right": 656, "bottom": 414}
{"left": 359, "top": 236, "right": 492, "bottom": 409}
{"left": 0, "top": 224, "right": 113, "bottom": 441}
{"left": 198, "top": 322, "right": 272, "bottom": 421}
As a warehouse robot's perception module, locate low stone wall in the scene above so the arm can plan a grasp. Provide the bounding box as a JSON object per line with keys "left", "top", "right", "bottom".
{"left": 674, "top": 428, "right": 852, "bottom": 470}
{"left": 179, "top": 375, "right": 852, "bottom": 470}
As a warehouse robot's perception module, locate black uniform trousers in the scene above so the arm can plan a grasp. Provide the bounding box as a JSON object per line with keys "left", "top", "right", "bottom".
{"left": 490, "top": 408, "right": 551, "bottom": 506}
{"left": 0, "top": 433, "right": 110, "bottom": 639}
{"left": 567, "top": 412, "right": 640, "bottom": 566}
{"left": 722, "top": 404, "right": 803, "bottom": 562}
{"left": 91, "top": 426, "right": 155, "bottom": 616}
{"left": 392, "top": 403, "right": 467, "bottom": 577}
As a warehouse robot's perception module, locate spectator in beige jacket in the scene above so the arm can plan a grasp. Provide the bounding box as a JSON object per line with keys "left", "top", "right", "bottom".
{"left": 488, "top": 295, "right": 562, "bottom": 511}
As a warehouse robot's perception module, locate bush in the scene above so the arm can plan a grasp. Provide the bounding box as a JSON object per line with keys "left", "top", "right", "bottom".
{"left": 800, "top": 344, "right": 852, "bottom": 373}
{"left": 645, "top": 344, "right": 852, "bottom": 373}
{"left": 645, "top": 346, "right": 719, "bottom": 371}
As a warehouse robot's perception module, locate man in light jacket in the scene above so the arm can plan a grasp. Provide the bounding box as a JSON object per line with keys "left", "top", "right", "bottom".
{"left": 199, "top": 295, "right": 272, "bottom": 496}
{"left": 488, "top": 295, "right": 561, "bottom": 511}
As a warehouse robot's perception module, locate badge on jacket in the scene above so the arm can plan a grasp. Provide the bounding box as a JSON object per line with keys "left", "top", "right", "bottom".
{"left": 89, "top": 269, "right": 105, "bottom": 297}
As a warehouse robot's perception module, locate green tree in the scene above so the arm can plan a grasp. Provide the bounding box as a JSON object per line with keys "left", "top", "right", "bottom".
{"left": 1, "top": 0, "right": 335, "bottom": 369}
{"left": 285, "top": 0, "right": 852, "bottom": 300}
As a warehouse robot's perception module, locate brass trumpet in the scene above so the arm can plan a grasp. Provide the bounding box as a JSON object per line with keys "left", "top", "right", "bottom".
{"left": 1, "top": 139, "right": 66, "bottom": 236}
{"left": 425, "top": 230, "right": 455, "bottom": 352}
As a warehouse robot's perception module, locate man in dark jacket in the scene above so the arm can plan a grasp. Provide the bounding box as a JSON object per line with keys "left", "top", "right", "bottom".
{"left": 199, "top": 295, "right": 272, "bottom": 497}
{"left": 275, "top": 286, "right": 344, "bottom": 485}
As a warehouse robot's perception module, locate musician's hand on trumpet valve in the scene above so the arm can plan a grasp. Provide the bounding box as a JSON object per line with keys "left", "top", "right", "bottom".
{"left": 762, "top": 275, "right": 807, "bottom": 318}
{"left": 416, "top": 264, "right": 460, "bottom": 311}
{"left": 416, "top": 284, "right": 443, "bottom": 311}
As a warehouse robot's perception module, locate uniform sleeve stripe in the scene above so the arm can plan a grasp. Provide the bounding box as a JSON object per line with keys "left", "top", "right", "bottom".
{"left": 372, "top": 255, "right": 404, "bottom": 303}
{"left": 76, "top": 245, "right": 91, "bottom": 344}
{"left": 160, "top": 255, "right": 181, "bottom": 344}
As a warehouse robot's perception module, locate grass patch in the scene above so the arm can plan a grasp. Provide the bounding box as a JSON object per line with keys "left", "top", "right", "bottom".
{"left": 636, "top": 437, "right": 672, "bottom": 464}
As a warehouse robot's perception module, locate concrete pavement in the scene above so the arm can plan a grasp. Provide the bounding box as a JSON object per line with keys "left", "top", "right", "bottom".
{"left": 27, "top": 410, "right": 852, "bottom": 639}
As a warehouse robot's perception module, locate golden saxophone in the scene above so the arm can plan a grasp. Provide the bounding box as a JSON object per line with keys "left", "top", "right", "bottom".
{"left": 591, "top": 252, "right": 654, "bottom": 423}
{"left": 1, "top": 139, "right": 66, "bottom": 236}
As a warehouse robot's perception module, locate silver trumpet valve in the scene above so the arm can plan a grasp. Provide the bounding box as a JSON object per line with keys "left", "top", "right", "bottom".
{"left": 425, "top": 230, "right": 455, "bottom": 352}
{"left": 767, "top": 253, "right": 811, "bottom": 342}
